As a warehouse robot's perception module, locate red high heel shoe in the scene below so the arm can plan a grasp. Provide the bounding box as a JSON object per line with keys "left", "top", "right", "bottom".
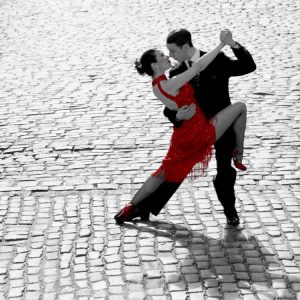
{"left": 232, "top": 150, "right": 247, "bottom": 171}
{"left": 114, "top": 203, "right": 135, "bottom": 224}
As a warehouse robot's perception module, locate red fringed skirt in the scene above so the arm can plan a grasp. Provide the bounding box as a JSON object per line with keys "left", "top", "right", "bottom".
{"left": 151, "top": 111, "right": 215, "bottom": 183}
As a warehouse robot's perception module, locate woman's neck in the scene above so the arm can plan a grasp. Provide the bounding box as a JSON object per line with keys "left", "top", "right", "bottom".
{"left": 152, "top": 71, "right": 165, "bottom": 80}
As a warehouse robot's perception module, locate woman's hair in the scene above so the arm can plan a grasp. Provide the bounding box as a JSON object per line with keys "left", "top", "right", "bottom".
{"left": 166, "top": 28, "right": 193, "bottom": 47}
{"left": 135, "top": 49, "right": 157, "bottom": 76}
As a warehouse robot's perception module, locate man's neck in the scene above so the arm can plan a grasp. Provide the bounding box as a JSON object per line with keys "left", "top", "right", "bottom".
{"left": 187, "top": 47, "right": 197, "bottom": 60}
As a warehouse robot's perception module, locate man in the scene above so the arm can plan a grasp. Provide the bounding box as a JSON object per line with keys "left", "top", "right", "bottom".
{"left": 163, "top": 28, "right": 256, "bottom": 225}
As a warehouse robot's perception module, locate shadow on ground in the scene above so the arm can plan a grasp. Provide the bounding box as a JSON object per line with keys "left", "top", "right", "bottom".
{"left": 119, "top": 219, "right": 299, "bottom": 299}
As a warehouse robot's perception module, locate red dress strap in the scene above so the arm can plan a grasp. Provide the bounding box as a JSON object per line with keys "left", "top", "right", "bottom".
{"left": 152, "top": 74, "right": 176, "bottom": 101}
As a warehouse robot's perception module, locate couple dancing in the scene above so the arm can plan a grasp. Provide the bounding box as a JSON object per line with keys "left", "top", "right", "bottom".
{"left": 115, "top": 28, "right": 256, "bottom": 226}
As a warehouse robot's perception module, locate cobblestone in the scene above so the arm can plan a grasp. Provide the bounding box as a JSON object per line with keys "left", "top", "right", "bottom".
{"left": 0, "top": 0, "right": 299, "bottom": 298}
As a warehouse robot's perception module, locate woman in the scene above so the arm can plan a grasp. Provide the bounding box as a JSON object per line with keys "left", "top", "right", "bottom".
{"left": 115, "top": 30, "right": 247, "bottom": 224}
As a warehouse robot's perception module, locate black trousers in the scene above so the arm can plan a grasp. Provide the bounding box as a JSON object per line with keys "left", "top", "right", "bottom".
{"left": 213, "top": 127, "right": 237, "bottom": 218}
{"left": 137, "top": 127, "right": 237, "bottom": 218}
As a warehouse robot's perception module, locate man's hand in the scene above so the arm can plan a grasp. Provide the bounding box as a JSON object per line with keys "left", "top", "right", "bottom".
{"left": 176, "top": 104, "right": 196, "bottom": 121}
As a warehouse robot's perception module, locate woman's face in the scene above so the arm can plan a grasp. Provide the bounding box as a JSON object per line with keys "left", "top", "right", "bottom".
{"left": 154, "top": 50, "right": 172, "bottom": 72}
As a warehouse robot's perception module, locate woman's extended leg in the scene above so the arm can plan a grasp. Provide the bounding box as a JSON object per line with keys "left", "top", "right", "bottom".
{"left": 213, "top": 102, "right": 247, "bottom": 165}
{"left": 131, "top": 172, "right": 165, "bottom": 206}
{"left": 114, "top": 172, "right": 165, "bottom": 224}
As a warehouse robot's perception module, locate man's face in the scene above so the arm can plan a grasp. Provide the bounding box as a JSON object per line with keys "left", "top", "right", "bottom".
{"left": 167, "top": 43, "right": 188, "bottom": 63}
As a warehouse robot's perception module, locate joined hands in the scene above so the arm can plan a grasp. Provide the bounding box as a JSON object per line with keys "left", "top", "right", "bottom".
{"left": 220, "top": 29, "right": 238, "bottom": 47}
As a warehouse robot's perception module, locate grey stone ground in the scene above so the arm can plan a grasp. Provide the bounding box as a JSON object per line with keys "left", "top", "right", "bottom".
{"left": 0, "top": 0, "right": 299, "bottom": 299}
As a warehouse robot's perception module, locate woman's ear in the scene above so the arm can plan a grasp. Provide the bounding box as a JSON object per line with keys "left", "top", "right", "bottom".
{"left": 151, "top": 62, "right": 158, "bottom": 71}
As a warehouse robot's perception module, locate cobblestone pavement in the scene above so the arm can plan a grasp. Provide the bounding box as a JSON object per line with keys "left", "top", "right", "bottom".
{"left": 0, "top": 0, "right": 299, "bottom": 299}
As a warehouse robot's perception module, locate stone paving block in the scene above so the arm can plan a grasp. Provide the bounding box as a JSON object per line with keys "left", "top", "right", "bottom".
{"left": 222, "top": 283, "right": 239, "bottom": 292}
{"left": 291, "top": 283, "right": 300, "bottom": 291}
{"left": 106, "top": 296, "right": 126, "bottom": 300}
{"left": 148, "top": 296, "right": 168, "bottom": 300}
{"left": 223, "top": 292, "right": 240, "bottom": 300}
{"left": 169, "top": 291, "right": 187, "bottom": 300}
{"left": 42, "top": 293, "right": 56, "bottom": 300}
{"left": 275, "top": 288, "right": 295, "bottom": 299}
{"left": 243, "top": 295, "right": 258, "bottom": 300}
{"left": 183, "top": 274, "right": 200, "bottom": 283}
{"left": 189, "top": 292, "right": 205, "bottom": 300}
{"left": 164, "top": 273, "right": 181, "bottom": 284}
{"left": 162, "top": 265, "right": 177, "bottom": 273}
{"left": 206, "top": 287, "right": 222, "bottom": 297}
{"left": 256, "top": 293, "right": 276, "bottom": 300}
{"left": 7, "top": 287, "right": 24, "bottom": 298}
{"left": 147, "top": 288, "right": 165, "bottom": 296}
{"left": 128, "top": 291, "right": 147, "bottom": 300}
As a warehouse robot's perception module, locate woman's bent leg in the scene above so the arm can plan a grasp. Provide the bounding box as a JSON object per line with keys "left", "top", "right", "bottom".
{"left": 213, "top": 102, "right": 247, "bottom": 163}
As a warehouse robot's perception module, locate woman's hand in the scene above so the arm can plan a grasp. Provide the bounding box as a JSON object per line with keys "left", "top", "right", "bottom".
{"left": 176, "top": 104, "right": 196, "bottom": 121}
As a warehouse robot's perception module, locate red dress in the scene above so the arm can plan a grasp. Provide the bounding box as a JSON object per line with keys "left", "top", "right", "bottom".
{"left": 151, "top": 74, "right": 216, "bottom": 182}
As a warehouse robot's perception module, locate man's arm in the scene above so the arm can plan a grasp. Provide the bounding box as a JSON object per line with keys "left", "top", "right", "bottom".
{"left": 219, "top": 30, "right": 256, "bottom": 76}
{"left": 219, "top": 41, "right": 256, "bottom": 76}
{"left": 163, "top": 107, "right": 182, "bottom": 128}
{"left": 163, "top": 104, "right": 196, "bottom": 128}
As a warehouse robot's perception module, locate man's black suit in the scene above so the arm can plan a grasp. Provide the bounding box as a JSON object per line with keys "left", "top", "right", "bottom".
{"left": 136, "top": 44, "right": 256, "bottom": 219}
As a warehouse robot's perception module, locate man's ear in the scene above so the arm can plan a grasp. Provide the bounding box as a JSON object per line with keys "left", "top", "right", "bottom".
{"left": 182, "top": 44, "right": 189, "bottom": 51}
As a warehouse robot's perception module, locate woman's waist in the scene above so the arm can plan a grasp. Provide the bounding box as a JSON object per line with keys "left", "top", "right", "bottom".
{"left": 178, "top": 108, "right": 208, "bottom": 126}
{"left": 174, "top": 118, "right": 213, "bottom": 137}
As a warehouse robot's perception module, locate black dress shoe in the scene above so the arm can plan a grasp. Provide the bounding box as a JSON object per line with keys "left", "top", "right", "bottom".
{"left": 139, "top": 211, "right": 150, "bottom": 221}
{"left": 128, "top": 208, "right": 150, "bottom": 221}
{"left": 226, "top": 215, "right": 240, "bottom": 226}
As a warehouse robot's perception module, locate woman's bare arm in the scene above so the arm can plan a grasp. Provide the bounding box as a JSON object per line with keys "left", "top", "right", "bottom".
{"left": 163, "top": 42, "right": 225, "bottom": 94}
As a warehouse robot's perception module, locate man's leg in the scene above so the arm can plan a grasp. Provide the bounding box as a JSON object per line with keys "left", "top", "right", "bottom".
{"left": 115, "top": 173, "right": 182, "bottom": 224}
{"left": 134, "top": 181, "right": 182, "bottom": 216}
{"left": 213, "top": 127, "right": 239, "bottom": 224}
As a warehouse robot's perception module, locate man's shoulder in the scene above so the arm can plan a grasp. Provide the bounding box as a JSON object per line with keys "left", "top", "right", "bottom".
{"left": 199, "top": 50, "right": 229, "bottom": 72}
{"left": 200, "top": 49, "right": 228, "bottom": 61}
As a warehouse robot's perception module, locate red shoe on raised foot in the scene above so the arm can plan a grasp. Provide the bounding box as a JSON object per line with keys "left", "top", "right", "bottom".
{"left": 233, "top": 150, "right": 247, "bottom": 171}
{"left": 234, "top": 161, "right": 247, "bottom": 171}
{"left": 114, "top": 203, "right": 135, "bottom": 224}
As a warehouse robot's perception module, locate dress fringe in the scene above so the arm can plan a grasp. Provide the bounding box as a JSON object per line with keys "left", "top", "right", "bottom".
{"left": 151, "top": 143, "right": 214, "bottom": 183}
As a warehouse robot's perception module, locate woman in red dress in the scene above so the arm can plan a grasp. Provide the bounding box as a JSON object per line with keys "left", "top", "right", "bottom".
{"left": 115, "top": 30, "right": 247, "bottom": 224}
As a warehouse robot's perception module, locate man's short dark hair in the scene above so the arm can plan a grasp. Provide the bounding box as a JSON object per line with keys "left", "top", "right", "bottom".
{"left": 166, "top": 28, "right": 193, "bottom": 47}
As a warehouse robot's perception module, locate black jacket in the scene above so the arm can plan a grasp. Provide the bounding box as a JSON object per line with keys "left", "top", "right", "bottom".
{"left": 164, "top": 44, "right": 256, "bottom": 126}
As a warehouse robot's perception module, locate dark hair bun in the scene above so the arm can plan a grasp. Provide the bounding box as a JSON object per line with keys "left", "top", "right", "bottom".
{"left": 134, "top": 49, "right": 156, "bottom": 76}
{"left": 135, "top": 59, "right": 145, "bottom": 76}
